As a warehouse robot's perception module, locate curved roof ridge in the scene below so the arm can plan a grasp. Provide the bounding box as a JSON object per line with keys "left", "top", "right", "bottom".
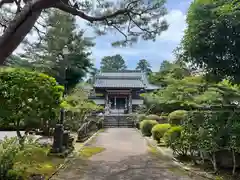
{"left": 97, "top": 76, "right": 141, "bottom": 80}
{"left": 100, "top": 70, "right": 142, "bottom": 73}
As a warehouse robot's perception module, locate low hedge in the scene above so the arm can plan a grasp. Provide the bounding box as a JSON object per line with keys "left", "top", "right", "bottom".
{"left": 151, "top": 124, "right": 171, "bottom": 143}
{"left": 163, "top": 126, "right": 183, "bottom": 151}
{"left": 168, "top": 110, "right": 187, "bottom": 125}
{"left": 138, "top": 115, "right": 146, "bottom": 122}
{"left": 140, "top": 120, "right": 158, "bottom": 137}
{"left": 159, "top": 116, "right": 168, "bottom": 123}
{"left": 145, "top": 114, "right": 161, "bottom": 122}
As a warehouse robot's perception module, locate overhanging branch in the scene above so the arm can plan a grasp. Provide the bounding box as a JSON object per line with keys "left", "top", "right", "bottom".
{"left": 55, "top": 1, "right": 129, "bottom": 23}
{"left": 0, "top": 0, "right": 14, "bottom": 9}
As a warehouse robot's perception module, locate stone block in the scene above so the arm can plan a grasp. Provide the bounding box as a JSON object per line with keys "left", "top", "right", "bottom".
{"left": 50, "top": 124, "right": 64, "bottom": 153}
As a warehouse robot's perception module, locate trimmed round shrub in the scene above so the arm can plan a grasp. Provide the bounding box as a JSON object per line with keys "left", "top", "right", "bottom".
{"left": 163, "top": 126, "right": 183, "bottom": 148}
{"left": 145, "top": 114, "right": 161, "bottom": 122}
{"left": 159, "top": 116, "right": 168, "bottom": 123}
{"left": 138, "top": 115, "right": 146, "bottom": 122}
{"left": 135, "top": 121, "right": 141, "bottom": 129}
{"left": 140, "top": 120, "right": 158, "bottom": 137}
{"left": 96, "top": 117, "right": 104, "bottom": 129}
{"left": 168, "top": 110, "right": 187, "bottom": 125}
{"left": 151, "top": 123, "right": 171, "bottom": 143}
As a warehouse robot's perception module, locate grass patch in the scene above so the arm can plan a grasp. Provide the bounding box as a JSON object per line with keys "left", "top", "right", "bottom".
{"left": 12, "top": 146, "right": 64, "bottom": 179}
{"left": 147, "top": 145, "right": 158, "bottom": 154}
{"left": 98, "top": 129, "right": 105, "bottom": 133}
{"left": 74, "top": 142, "right": 84, "bottom": 150}
{"left": 79, "top": 146, "right": 105, "bottom": 158}
{"left": 17, "top": 157, "right": 64, "bottom": 179}
{"left": 168, "top": 166, "right": 189, "bottom": 176}
{"left": 157, "top": 141, "right": 166, "bottom": 147}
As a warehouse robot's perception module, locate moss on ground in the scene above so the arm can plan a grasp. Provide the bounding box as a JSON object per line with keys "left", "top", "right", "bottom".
{"left": 168, "top": 166, "right": 189, "bottom": 176}
{"left": 214, "top": 176, "right": 224, "bottom": 180}
{"left": 79, "top": 146, "right": 105, "bottom": 158}
{"left": 147, "top": 145, "right": 158, "bottom": 154}
{"left": 98, "top": 129, "right": 105, "bottom": 133}
{"left": 13, "top": 147, "right": 64, "bottom": 179}
{"left": 157, "top": 141, "right": 166, "bottom": 147}
{"left": 74, "top": 142, "right": 84, "bottom": 150}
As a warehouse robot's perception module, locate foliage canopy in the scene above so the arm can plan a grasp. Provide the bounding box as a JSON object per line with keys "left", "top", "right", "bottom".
{"left": 0, "top": 67, "right": 63, "bottom": 139}
{"left": 182, "top": 0, "right": 240, "bottom": 83}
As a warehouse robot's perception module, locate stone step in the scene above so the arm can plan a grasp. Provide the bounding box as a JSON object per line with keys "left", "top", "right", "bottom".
{"left": 103, "top": 115, "right": 135, "bottom": 128}
{"left": 103, "top": 121, "right": 134, "bottom": 126}
{"left": 103, "top": 125, "right": 134, "bottom": 128}
{"left": 103, "top": 124, "right": 134, "bottom": 127}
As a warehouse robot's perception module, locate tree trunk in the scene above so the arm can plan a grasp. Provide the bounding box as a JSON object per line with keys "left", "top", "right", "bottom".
{"left": 211, "top": 153, "right": 218, "bottom": 173}
{"left": 0, "top": 0, "right": 59, "bottom": 65}
{"left": 16, "top": 119, "right": 25, "bottom": 148}
{"left": 200, "top": 150, "right": 205, "bottom": 164}
{"left": 232, "top": 149, "right": 236, "bottom": 175}
{"left": 0, "top": 5, "right": 41, "bottom": 64}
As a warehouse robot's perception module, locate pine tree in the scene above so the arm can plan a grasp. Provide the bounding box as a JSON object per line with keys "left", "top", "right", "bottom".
{"left": 100, "top": 54, "right": 127, "bottom": 71}
{"left": 136, "top": 59, "right": 152, "bottom": 74}
{"left": 22, "top": 10, "right": 95, "bottom": 92}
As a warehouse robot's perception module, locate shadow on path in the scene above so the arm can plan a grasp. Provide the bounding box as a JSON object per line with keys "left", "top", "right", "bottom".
{"left": 51, "top": 129, "right": 207, "bottom": 180}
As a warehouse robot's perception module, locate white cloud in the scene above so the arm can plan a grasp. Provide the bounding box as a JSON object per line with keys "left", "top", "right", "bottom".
{"left": 158, "top": 10, "right": 186, "bottom": 42}
{"left": 90, "top": 9, "right": 187, "bottom": 68}
{"left": 13, "top": 6, "right": 187, "bottom": 72}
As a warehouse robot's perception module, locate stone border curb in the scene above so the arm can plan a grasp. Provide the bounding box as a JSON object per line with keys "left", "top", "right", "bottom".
{"left": 135, "top": 128, "right": 215, "bottom": 180}
{"left": 47, "top": 130, "right": 102, "bottom": 180}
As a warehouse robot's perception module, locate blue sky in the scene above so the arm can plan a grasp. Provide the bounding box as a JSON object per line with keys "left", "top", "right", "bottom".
{"left": 15, "top": 0, "right": 192, "bottom": 72}
{"left": 88, "top": 0, "right": 192, "bottom": 71}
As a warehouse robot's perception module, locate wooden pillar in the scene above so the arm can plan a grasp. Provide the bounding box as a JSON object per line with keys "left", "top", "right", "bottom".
{"left": 125, "top": 97, "right": 127, "bottom": 109}
{"left": 129, "top": 93, "right": 132, "bottom": 113}
{"left": 105, "top": 93, "right": 108, "bottom": 114}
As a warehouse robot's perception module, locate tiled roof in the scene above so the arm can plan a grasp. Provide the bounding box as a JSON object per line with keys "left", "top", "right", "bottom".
{"left": 94, "top": 70, "right": 160, "bottom": 89}
{"left": 94, "top": 79, "right": 145, "bottom": 88}
{"left": 97, "top": 71, "right": 143, "bottom": 78}
{"left": 146, "top": 84, "right": 160, "bottom": 90}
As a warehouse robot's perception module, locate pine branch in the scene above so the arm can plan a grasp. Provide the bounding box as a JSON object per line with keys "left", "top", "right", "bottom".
{"left": 0, "top": 0, "right": 14, "bottom": 9}
{"left": 55, "top": 1, "right": 129, "bottom": 23}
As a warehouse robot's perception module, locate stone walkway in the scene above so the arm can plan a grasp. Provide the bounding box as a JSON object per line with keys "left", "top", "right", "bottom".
{"left": 51, "top": 128, "right": 207, "bottom": 180}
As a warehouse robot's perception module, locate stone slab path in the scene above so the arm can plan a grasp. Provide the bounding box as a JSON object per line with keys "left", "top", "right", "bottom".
{"left": 51, "top": 128, "right": 207, "bottom": 180}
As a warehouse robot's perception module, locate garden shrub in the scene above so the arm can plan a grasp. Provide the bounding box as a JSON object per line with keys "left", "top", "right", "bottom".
{"left": 140, "top": 120, "right": 158, "bottom": 136}
{"left": 136, "top": 122, "right": 140, "bottom": 129}
{"left": 145, "top": 114, "right": 161, "bottom": 122}
{"left": 163, "top": 126, "right": 188, "bottom": 156}
{"left": 96, "top": 117, "right": 104, "bottom": 129}
{"left": 0, "top": 137, "right": 55, "bottom": 179}
{"left": 168, "top": 110, "right": 187, "bottom": 125}
{"left": 12, "top": 140, "right": 50, "bottom": 179}
{"left": 151, "top": 123, "right": 171, "bottom": 143}
{"left": 138, "top": 114, "right": 146, "bottom": 122}
{"left": 0, "top": 137, "right": 21, "bottom": 179}
{"left": 159, "top": 115, "right": 168, "bottom": 123}
{"left": 135, "top": 115, "right": 146, "bottom": 129}
{"left": 164, "top": 126, "right": 183, "bottom": 146}
{"left": 0, "top": 67, "right": 63, "bottom": 143}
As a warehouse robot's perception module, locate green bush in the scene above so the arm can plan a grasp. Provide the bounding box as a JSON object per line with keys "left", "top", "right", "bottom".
{"left": 151, "top": 124, "right": 171, "bottom": 143}
{"left": 138, "top": 115, "right": 146, "bottom": 122}
{"left": 159, "top": 116, "right": 168, "bottom": 123}
{"left": 140, "top": 120, "right": 158, "bottom": 137}
{"left": 168, "top": 110, "right": 187, "bottom": 125}
{"left": 0, "top": 137, "right": 21, "bottom": 179}
{"left": 0, "top": 137, "right": 51, "bottom": 179}
{"left": 96, "top": 117, "right": 104, "bottom": 129}
{"left": 145, "top": 114, "right": 161, "bottom": 122}
{"left": 163, "top": 126, "right": 188, "bottom": 156}
{"left": 164, "top": 126, "right": 183, "bottom": 146}
{"left": 136, "top": 122, "right": 140, "bottom": 129}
